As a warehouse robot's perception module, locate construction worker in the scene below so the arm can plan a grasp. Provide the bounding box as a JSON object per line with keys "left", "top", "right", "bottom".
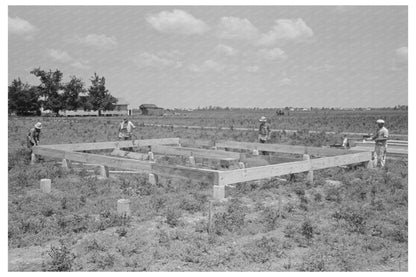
{"left": 258, "top": 116, "right": 271, "bottom": 155}
{"left": 366, "top": 119, "right": 388, "bottom": 168}
{"left": 118, "top": 118, "right": 136, "bottom": 140}
{"left": 27, "top": 122, "right": 42, "bottom": 150}
{"left": 258, "top": 116, "right": 271, "bottom": 143}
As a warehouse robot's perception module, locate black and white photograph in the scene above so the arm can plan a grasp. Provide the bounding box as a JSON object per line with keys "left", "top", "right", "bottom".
{"left": 6, "top": 2, "right": 410, "bottom": 272}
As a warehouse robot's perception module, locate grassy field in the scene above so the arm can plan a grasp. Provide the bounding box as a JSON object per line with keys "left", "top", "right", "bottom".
{"left": 8, "top": 110, "right": 408, "bottom": 271}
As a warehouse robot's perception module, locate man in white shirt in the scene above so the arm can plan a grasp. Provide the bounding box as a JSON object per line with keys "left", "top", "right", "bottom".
{"left": 366, "top": 119, "right": 389, "bottom": 168}
{"left": 118, "top": 118, "right": 136, "bottom": 140}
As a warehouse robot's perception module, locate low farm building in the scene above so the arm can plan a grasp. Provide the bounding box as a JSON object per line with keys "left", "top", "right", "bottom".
{"left": 139, "top": 104, "right": 164, "bottom": 116}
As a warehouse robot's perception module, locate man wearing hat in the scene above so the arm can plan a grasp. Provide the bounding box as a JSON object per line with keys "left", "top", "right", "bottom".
{"left": 258, "top": 116, "right": 271, "bottom": 154}
{"left": 118, "top": 118, "right": 136, "bottom": 140}
{"left": 27, "top": 122, "right": 42, "bottom": 150}
{"left": 366, "top": 119, "right": 389, "bottom": 168}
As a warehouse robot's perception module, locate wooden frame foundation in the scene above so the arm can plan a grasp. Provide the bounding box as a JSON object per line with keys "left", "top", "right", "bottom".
{"left": 33, "top": 138, "right": 373, "bottom": 201}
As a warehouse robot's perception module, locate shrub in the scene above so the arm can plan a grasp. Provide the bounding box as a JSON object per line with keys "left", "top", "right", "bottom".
{"left": 261, "top": 206, "right": 281, "bottom": 231}
{"left": 301, "top": 220, "right": 314, "bottom": 244}
{"left": 43, "top": 240, "right": 76, "bottom": 271}
{"left": 331, "top": 208, "right": 366, "bottom": 234}
{"left": 314, "top": 192, "right": 322, "bottom": 202}
{"left": 242, "top": 236, "right": 284, "bottom": 264}
{"left": 284, "top": 223, "right": 298, "bottom": 238}
{"left": 166, "top": 208, "right": 182, "bottom": 227}
{"left": 213, "top": 199, "right": 246, "bottom": 235}
{"left": 325, "top": 187, "right": 341, "bottom": 202}
{"left": 150, "top": 194, "right": 167, "bottom": 213}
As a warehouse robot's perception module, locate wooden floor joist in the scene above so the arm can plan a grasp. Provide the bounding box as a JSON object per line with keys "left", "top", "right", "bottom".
{"left": 110, "top": 149, "right": 150, "bottom": 160}
{"left": 217, "top": 151, "right": 372, "bottom": 185}
{"left": 151, "top": 145, "right": 240, "bottom": 161}
{"left": 45, "top": 137, "right": 180, "bottom": 151}
{"left": 151, "top": 163, "right": 219, "bottom": 184}
{"left": 215, "top": 140, "right": 357, "bottom": 156}
{"left": 33, "top": 146, "right": 154, "bottom": 172}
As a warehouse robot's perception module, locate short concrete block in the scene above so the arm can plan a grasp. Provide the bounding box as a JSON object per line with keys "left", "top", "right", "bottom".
{"left": 149, "top": 173, "right": 158, "bottom": 185}
{"left": 99, "top": 165, "right": 109, "bottom": 178}
{"left": 40, "top": 179, "right": 51, "bottom": 194}
{"left": 189, "top": 156, "right": 196, "bottom": 166}
{"left": 117, "top": 199, "right": 131, "bottom": 217}
{"left": 61, "top": 159, "right": 71, "bottom": 171}
{"left": 213, "top": 185, "right": 225, "bottom": 200}
{"left": 30, "top": 153, "right": 36, "bottom": 165}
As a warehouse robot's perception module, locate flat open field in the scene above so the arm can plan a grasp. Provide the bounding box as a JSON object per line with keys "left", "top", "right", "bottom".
{"left": 8, "top": 110, "right": 408, "bottom": 271}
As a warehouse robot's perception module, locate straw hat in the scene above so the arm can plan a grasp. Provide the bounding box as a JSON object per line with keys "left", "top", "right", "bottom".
{"left": 34, "top": 122, "right": 42, "bottom": 129}
{"left": 259, "top": 116, "right": 267, "bottom": 122}
{"left": 376, "top": 119, "right": 385, "bottom": 124}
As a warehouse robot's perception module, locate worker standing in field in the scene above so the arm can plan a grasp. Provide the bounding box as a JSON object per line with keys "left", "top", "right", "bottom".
{"left": 258, "top": 116, "right": 271, "bottom": 155}
{"left": 27, "top": 122, "right": 42, "bottom": 150}
{"left": 366, "top": 119, "right": 389, "bottom": 168}
{"left": 118, "top": 118, "right": 136, "bottom": 140}
{"left": 258, "top": 116, "right": 271, "bottom": 143}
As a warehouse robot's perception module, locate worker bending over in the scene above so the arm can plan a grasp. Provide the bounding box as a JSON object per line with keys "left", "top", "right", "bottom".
{"left": 118, "top": 118, "right": 136, "bottom": 140}
{"left": 366, "top": 119, "right": 389, "bottom": 168}
{"left": 27, "top": 122, "right": 42, "bottom": 151}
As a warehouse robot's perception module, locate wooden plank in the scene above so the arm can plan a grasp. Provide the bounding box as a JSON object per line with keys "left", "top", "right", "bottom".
{"left": 151, "top": 164, "right": 219, "bottom": 184}
{"left": 218, "top": 160, "right": 311, "bottom": 185}
{"left": 355, "top": 141, "right": 408, "bottom": 149}
{"left": 179, "top": 138, "right": 215, "bottom": 148}
{"left": 352, "top": 146, "right": 407, "bottom": 156}
{"left": 217, "top": 151, "right": 372, "bottom": 185}
{"left": 310, "top": 152, "right": 372, "bottom": 170}
{"left": 110, "top": 149, "right": 150, "bottom": 160}
{"left": 33, "top": 146, "right": 154, "bottom": 172}
{"left": 44, "top": 138, "right": 180, "bottom": 151}
{"left": 151, "top": 145, "right": 240, "bottom": 160}
{"left": 215, "top": 140, "right": 357, "bottom": 156}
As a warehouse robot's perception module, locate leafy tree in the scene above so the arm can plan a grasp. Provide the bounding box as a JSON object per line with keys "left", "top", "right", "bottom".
{"left": 8, "top": 78, "right": 41, "bottom": 115}
{"left": 62, "top": 76, "right": 86, "bottom": 111}
{"left": 30, "top": 68, "right": 64, "bottom": 115}
{"left": 87, "top": 73, "right": 117, "bottom": 114}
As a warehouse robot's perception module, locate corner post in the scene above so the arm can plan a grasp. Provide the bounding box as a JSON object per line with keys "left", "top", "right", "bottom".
{"left": 303, "top": 154, "right": 314, "bottom": 185}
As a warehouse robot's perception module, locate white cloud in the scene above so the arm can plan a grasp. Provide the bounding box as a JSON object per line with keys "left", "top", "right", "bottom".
{"left": 70, "top": 60, "right": 91, "bottom": 70}
{"left": 396, "top": 46, "right": 408, "bottom": 63}
{"left": 279, "top": 77, "right": 292, "bottom": 86}
{"left": 72, "top": 34, "right": 118, "bottom": 49}
{"left": 47, "top": 49, "right": 73, "bottom": 63}
{"left": 257, "top": 18, "right": 314, "bottom": 46}
{"left": 146, "top": 9, "right": 209, "bottom": 35}
{"left": 47, "top": 49, "right": 90, "bottom": 69}
{"left": 189, "top": 59, "right": 238, "bottom": 73}
{"left": 306, "top": 63, "right": 334, "bottom": 73}
{"left": 9, "top": 16, "right": 37, "bottom": 38}
{"left": 392, "top": 46, "right": 408, "bottom": 71}
{"left": 133, "top": 52, "right": 182, "bottom": 69}
{"left": 215, "top": 44, "right": 239, "bottom": 56}
{"left": 217, "top": 17, "right": 260, "bottom": 40}
{"left": 245, "top": 65, "right": 260, "bottom": 73}
{"left": 258, "top": 48, "right": 287, "bottom": 61}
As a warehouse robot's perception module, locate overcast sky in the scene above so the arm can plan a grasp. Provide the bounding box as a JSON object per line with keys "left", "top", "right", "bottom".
{"left": 8, "top": 6, "right": 407, "bottom": 108}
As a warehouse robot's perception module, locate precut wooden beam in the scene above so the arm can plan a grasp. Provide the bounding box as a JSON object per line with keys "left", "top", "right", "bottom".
{"left": 44, "top": 137, "right": 180, "bottom": 151}
{"left": 217, "top": 151, "right": 372, "bottom": 185}
{"left": 33, "top": 146, "right": 153, "bottom": 172}
{"left": 215, "top": 140, "right": 358, "bottom": 156}
{"left": 151, "top": 145, "right": 240, "bottom": 161}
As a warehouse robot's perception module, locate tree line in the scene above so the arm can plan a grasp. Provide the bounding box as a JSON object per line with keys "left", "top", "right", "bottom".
{"left": 8, "top": 68, "right": 118, "bottom": 116}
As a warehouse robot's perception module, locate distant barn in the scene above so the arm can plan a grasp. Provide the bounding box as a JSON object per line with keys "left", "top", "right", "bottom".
{"left": 139, "top": 104, "right": 164, "bottom": 116}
